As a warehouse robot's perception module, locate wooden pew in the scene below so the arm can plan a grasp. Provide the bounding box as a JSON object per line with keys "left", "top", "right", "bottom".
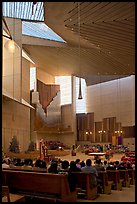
{"left": 72, "top": 172, "right": 98, "bottom": 200}
{"left": 2, "top": 186, "right": 25, "bottom": 202}
{"left": 98, "top": 171, "right": 113, "bottom": 194}
{"left": 3, "top": 166, "right": 47, "bottom": 173}
{"left": 106, "top": 170, "right": 123, "bottom": 191}
{"left": 128, "top": 169, "right": 135, "bottom": 184}
{"left": 119, "top": 170, "right": 131, "bottom": 187}
{"left": 2, "top": 170, "right": 77, "bottom": 202}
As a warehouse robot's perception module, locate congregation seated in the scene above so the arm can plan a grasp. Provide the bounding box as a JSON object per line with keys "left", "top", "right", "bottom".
{"left": 103, "top": 160, "right": 108, "bottom": 170}
{"left": 2, "top": 158, "right": 10, "bottom": 169}
{"left": 114, "top": 161, "right": 120, "bottom": 169}
{"left": 69, "top": 161, "right": 81, "bottom": 172}
{"left": 106, "top": 162, "right": 115, "bottom": 170}
{"left": 117, "top": 162, "right": 127, "bottom": 170}
{"left": 48, "top": 162, "right": 58, "bottom": 174}
{"left": 35, "top": 159, "right": 47, "bottom": 169}
{"left": 14, "top": 158, "right": 23, "bottom": 166}
{"left": 75, "top": 159, "right": 81, "bottom": 169}
{"left": 126, "top": 162, "right": 133, "bottom": 169}
{"left": 22, "top": 158, "right": 33, "bottom": 168}
{"left": 59, "top": 160, "right": 70, "bottom": 174}
{"left": 80, "top": 160, "right": 85, "bottom": 168}
{"left": 81, "top": 159, "right": 98, "bottom": 186}
{"left": 94, "top": 159, "right": 105, "bottom": 171}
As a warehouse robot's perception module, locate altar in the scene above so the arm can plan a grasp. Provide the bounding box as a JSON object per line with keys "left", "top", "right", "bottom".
{"left": 88, "top": 152, "right": 106, "bottom": 160}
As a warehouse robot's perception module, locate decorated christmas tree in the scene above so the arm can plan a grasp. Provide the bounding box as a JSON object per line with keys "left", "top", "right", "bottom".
{"left": 27, "top": 141, "right": 36, "bottom": 152}
{"left": 9, "top": 135, "right": 20, "bottom": 153}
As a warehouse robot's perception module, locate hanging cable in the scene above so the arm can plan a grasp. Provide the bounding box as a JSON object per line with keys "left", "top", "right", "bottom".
{"left": 78, "top": 2, "right": 82, "bottom": 99}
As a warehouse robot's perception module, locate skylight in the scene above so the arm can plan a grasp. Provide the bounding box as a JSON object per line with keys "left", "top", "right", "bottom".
{"left": 2, "top": 2, "right": 44, "bottom": 22}
{"left": 22, "top": 21, "right": 66, "bottom": 42}
{"left": 3, "top": 2, "right": 66, "bottom": 43}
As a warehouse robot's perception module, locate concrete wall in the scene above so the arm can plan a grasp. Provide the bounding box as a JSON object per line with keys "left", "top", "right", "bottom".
{"left": 2, "top": 99, "right": 30, "bottom": 152}
{"left": 22, "top": 58, "right": 30, "bottom": 103}
{"left": 36, "top": 68, "right": 55, "bottom": 84}
{"left": 87, "top": 75, "right": 135, "bottom": 126}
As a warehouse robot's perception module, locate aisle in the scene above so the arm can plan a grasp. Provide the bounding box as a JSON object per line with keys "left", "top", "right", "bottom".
{"left": 78, "top": 185, "right": 135, "bottom": 202}
{"left": 57, "top": 151, "right": 125, "bottom": 163}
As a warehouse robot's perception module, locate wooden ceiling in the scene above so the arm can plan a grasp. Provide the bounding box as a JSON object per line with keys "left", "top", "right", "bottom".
{"left": 23, "top": 2, "right": 135, "bottom": 85}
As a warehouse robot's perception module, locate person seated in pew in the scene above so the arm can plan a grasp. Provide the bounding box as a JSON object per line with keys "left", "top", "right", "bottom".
{"left": 126, "top": 161, "right": 133, "bottom": 169}
{"left": 48, "top": 162, "right": 58, "bottom": 174}
{"left": 103, "top": 160, "right": 108, "bottom": 170}
{"left": 58, "top": 160, "right": 70, "bottom": 174}
{"left": 22, "top": 158, "right": 33, "bottom": 168}
{"left": 58, "top": 160, "right": 77, "bottom": 192}
{"left": 94, "top": 159, "right": 105, "bottom": 171}
{"left": 14, "top": 158, "right": 22, "bottom": 166}
{"left": 81, "top": 159, "right": 98, "bottom": 185}
{"left": 57, "top": 158, "right": 63, "bottom": 171}
{"left": 35, "top": 159, "right": 47, "bottom": 169}
{"left": 80, "top": 160, "right": 86, "bottom": 168}
{"left": 114, "top": 161, "right": 120, "bottom": 170}
{"left": 69, "top": 161, "right": 81, "bottom": 172}
{"left": 75, "top": 159, "right": 81, "bottom": 169}
{"left": 106, "top": 162, "right": 115, "bottom": 170}
{"left": 2, "top": 158, "right": 10, "bottom": 169}
{"left": 117, "top": 162, "right": 127, "bottom": 170}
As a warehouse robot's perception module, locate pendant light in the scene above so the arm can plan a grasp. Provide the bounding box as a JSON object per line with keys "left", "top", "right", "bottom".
{"left": 78, "top": 2, "right": 83, "bottom": 100}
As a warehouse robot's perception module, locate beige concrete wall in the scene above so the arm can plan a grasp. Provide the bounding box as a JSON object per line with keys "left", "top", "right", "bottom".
{"left": 22, "top": 58, "right": 30, "bottom": 103}
{"left": 2, "top": 36, "right": 21, "bottom": 101}
{"left": 2, "top": 99, "right": 30, "bottom": 152}
{"left": 87, "top": 76, "right": 135, "bottom": 126}
{"left": 61, "top": 104, "right": 73, "bottom": 130}
{"left": 36, "top": 68, "right": 55, "bottom": 84}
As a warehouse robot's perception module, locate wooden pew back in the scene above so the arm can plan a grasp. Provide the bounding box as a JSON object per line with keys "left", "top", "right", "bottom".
{"left": 106, "top": 170, "right": 120, "bottom": 183}
{"left": 119, "top": 170, "right": 130, "bottom": 187}
{"left": 128, "top": 169, "right": 135, "bottom": 184}
{"left": 98, "top": 171, "right": 113, "bottom": 194}
{"left": 98, "top": 171, "right": 109, "bottom": 186}
{"left": 106, "top": 170, "right": 122, "bottom": 190}
{"left": 72, "top": 172, "right": 98, "bottom": 200}
{"left": 2, "top": 170, "right": 77, "bottom": 202}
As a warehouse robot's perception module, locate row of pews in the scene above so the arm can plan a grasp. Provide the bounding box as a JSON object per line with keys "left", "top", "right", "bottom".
{"left": 2, "top": 168, "right": 135, "bottom": 202}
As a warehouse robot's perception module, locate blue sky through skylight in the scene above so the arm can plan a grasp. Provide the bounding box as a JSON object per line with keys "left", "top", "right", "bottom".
{"left": 3, "top": 2, "right": 65, "bottom": 43}
{"left": 22, "top": 21, "right": 66, "bottom": 43}
{"left": 3, "top": 2, "right": 44, "bottom": 22}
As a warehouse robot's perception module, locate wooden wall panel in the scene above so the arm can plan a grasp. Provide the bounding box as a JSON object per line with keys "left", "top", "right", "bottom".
{"left": 109, "top": 117, "right": 116, "bottom": 142}
{"left": 95, "top": 121, "right": 103, "bottom": 143}
{"left": 76, "top": 113, "right": 94, "bottom": 142}
{"left": 122, "top": 126, "right": 135, "bottom": 138}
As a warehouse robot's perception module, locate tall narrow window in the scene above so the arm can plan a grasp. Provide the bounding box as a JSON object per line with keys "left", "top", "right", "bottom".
{"left": 55, "top": 76, "right": 72, "bottom": 105}
{"left": 30, "top": 67, "right": 36, "bottom": 90}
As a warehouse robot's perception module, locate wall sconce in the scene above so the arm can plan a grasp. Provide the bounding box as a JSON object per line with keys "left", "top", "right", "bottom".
{"left": 86, "top": 131, "right": 92, "bottom": 135}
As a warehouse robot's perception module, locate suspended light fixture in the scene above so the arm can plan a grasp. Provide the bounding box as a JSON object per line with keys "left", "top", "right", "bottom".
{"left": 2, "top": 16, "right": 18, "bottom": 53}
{"left": 77, "top": 2, "right": 83, "bottom": 100}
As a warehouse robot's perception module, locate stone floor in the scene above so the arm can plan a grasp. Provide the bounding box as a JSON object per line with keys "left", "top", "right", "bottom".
{"left": 77, "top": 185, "right": 135, "bottom": 202}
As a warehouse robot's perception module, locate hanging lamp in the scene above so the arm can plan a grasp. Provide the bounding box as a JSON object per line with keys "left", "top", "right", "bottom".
{"left": 77, "top": 2, "right": 83, "bottom": 100}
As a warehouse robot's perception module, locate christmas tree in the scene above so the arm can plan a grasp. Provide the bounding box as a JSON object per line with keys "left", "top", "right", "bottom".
{"left": 27, "top": 141, "right": 36, "bottom": 152}
{"left": 9, "top": 136, "right": 20, "bottom": 153}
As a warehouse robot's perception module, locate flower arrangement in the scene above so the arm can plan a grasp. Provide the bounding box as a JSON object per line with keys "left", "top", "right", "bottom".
{"left": 105, "top": 150, "right": 113, "bottom": 160}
